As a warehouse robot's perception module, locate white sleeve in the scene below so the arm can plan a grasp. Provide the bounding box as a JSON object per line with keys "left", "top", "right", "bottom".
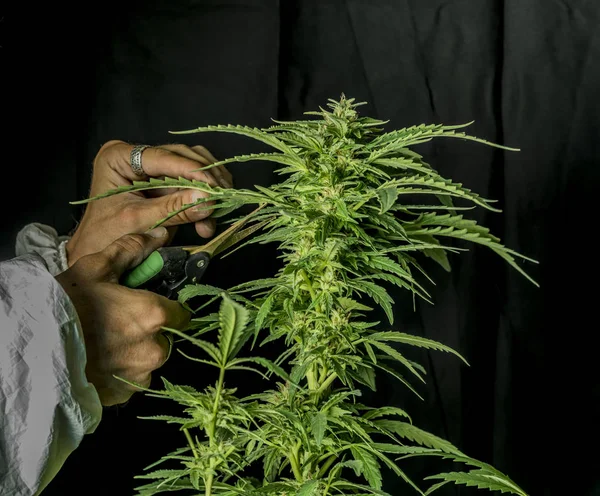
{"left": 0, "top": 253, "right": 102, "bottom": 495}
{"left": 15, "top": 223, "right": 71, "bottom": 276}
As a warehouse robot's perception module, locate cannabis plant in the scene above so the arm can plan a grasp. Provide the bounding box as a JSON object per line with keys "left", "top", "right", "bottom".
{"left": 82, "top": 96, "right": 536, "bottom": 495}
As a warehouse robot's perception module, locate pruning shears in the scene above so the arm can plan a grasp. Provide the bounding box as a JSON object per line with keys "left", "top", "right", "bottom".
{"left": 121, "top": 206, "right": 265, "bottom": 299}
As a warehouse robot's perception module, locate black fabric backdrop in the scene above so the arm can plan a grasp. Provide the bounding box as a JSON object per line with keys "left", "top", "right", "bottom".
{"left": 3, "top": 1, "right": 600, "bottom": 495}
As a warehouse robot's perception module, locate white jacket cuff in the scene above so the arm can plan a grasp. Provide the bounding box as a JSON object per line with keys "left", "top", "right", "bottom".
{"left": 0, "top": 253, "right": 102, "bottom": 495}
{"left": 15, "top": 223, "right": 71, "bottom": 276}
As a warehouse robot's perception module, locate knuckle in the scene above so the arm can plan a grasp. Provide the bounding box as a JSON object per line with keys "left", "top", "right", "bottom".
{"left": 169, "top": 194, "right": 209, "bottom": 223}
{"left": 114, "top": 233, "right": 146, "bottom": 254}
{"left": 95, "top": 140, "right": 123, "bottom": 159}
{"left": 159, "top": 143, "right": 183, "bottom": 151}
{"left": 180, "top": 207, "right": 201, "bottom": 223}
{"left": 94, "top": 140, "right": 127, "bottom": 170}
{"left": 126, "top": 373, "right": 152, "bottom": 391}
{"left": 74, "top": 252, "right": 108, "bottom": 278}
{"left": 153, "top": 146, "right": 174, "bottom": 161}
{"left": 123, "top": 374, "right": 151, "bottom": 393}
{"left": 147, "top": 343, "right": 167, "bottom": 371}
{"left": 119, "top": 204, "right": 142, "bottom": 230}
{"left": 140, "top": 374, "right": 152, "bottom": 389}
{"left": 146, "top": 299, "right": 169, "bottom": 329}
{"left": 165, "top": 191, "right": 185, "bottom": 213}
{"left": 193, "top": 145, "right": 216, "bottom": 163}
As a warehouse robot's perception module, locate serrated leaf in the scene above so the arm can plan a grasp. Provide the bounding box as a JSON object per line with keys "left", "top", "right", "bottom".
{"left": 376, "top": 187, "right": 398, "bottom": 213}
{"left": 400, "top": 452, "right": 528, "bottom": 495}
{"left": 372, "top": 443, "right": 439, "bottom": 455}
{"left": 337, "top": 296, "right": 373, "bottom": 312}
{"left": 363, "top": 342, "right": 378, "bottom": 365}
{"left": 371, "top": 362, "right": 424, "bottom": 400}
{"left": 177, "top": 284, "right": 223, "bottom": 305}
{"left": 337, "top": 459, "right": 363, "bottom": 477}
{"left": 423, "top": 246, "right": 452, "bottom": 271}
{"left": 137, "top": 415, "right": 193, "bottom": 425}
{"left": 197, "top": 152, "right": 307, "bottom": 172}
{"left": 351, "top": 280, "right": 394, "bottom": 324}
{"left": 290, "top": 361, "right": 310, "bottom": 385}
{"left": 297, "top": 479, "right": 320, "bottom": 496}
{"left": 377, "top": 420, "right": 462, "bottom": 455}
{"left": 70, "top": 177, "right": 213, "bottom": 205}
{"left": 255, "top": 292, "right": 276, "bottom": 332}
{"left": 361, "top": 406, "right": 411, "bottom": 422}
{"left": 219, "top": 294, "right": 250, "bottom": 363}
{"left": 350, "top": 446, "right": 382, "bottom": 490}
{"left": 170, "top": 124, "right": 296, "bottom": 155}
{"left": 135, "top": 469, "right": 187, "bottom": 480}
{"left": 165, "top": 328, "right": 221, "bottom": 364}
{"left": 263, "top": 449, "right": 283, "bottom": 482}
{"left": 368, "top": 341, "right": 425, "bottom": 383}
{"left": 424, "top": 471, "right": 527, "bottom": 495}
{"left": 368, "top": 331, "right": 468, "bottom": 365}
{"left": 311, "top": 412, "right": 327, "bottom": 446}
{"left": 190, "top": 469, "right": 201, "bottom": 490}
{"left": 353, "top": 364, "right": 377, "bottom": 391}
{"left": 330, "top": 480, "right": 392, "bottom": 496}
{"left": 229, "top": 357, "right": 289, "bottom": 381}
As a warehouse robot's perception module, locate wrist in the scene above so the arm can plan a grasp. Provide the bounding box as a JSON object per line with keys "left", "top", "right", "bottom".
{"left": 65, "top": 235, "right": 80, "bottom": 268}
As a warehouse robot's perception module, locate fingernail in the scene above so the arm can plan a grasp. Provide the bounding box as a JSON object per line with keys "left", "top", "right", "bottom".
{"left": 191, "top": 191, "right": 209, "bottom": 210}
{"left": 216, "top": 174, "right": 230, "bottom": 188}
{"left": 191, "top": 191, "right": 207, "bottom": 203}
{"left": 147, "top": 227, "right": 168, "bottom": 238}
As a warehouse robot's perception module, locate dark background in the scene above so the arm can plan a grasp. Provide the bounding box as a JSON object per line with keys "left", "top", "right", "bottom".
{"left": 3, "top": 1, "right": 600, "bottom": 495}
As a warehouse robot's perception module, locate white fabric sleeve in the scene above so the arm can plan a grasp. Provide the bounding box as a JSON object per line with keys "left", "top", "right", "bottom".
{"left": 0, "top": 253, "right": 102, "bottom": 495}
{"left": 15, "top": 224, "right": 71, "bottom": 276}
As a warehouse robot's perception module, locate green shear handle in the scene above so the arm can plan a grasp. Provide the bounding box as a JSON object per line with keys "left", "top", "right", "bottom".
{"left": 121, "top": 205, "right": 268, "bottom": 298}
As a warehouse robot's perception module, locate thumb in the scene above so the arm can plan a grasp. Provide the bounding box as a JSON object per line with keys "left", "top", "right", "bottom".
{"left": 101, "top": 227, "right": 169, "bottom": 277}
{"left": 141, "top": 189, "right": 215, "bottom": 227}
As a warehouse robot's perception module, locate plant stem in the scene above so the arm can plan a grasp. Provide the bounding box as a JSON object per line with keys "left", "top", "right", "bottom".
{"left": 318, "top": 364, "right": 329, "bottom": 383}
{"left": 298, "top": 269, "right": 318, "bottom": 303}
{"left": 313, "top": 372, "right": 337, "bottom": 397}
{"left": 205, "top": 366, "right": 226, "bottom": 496}
{"left": 316, "top": 454, "right": 337, "bottom": 479}
{"left": 306, "top": 366, "right": 318, "bottom": 391}
{"left": 183, "top": 428, "right": 199, "bottom": 460}
{"left": 288, "top": 442, "right": 303, "bottom": 482}
{"left": 209, "top": 367, "right": 226, "bottom": 445}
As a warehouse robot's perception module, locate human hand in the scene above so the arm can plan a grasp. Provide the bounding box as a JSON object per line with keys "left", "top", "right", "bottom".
{"left": 56, "top": 227, "right": 191, "bottom": 406}
{"left": 66, "top": 140, "right": 233, "bottom": 267}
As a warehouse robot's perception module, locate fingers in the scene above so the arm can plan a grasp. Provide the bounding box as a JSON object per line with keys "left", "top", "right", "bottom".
{"left": 165, "top": 144, "right": 233, "bottom": 188}
{"left": 118, "top": 332, "right": 174, "bottom": 372}
{"left": 195, "top": 218, "right": 217, "bottom": 238}
{"left": 140, "top": 145, "right": 220, "bottom": 186}
{"left": 100, "top": 298, "right": 188, "bottom": 406}
{"left": 86, "top": 293, "right": 189, "bottom": 406}
{"left": 101, "top": 141, "right": 230, "bottom": 188}
{"left": 146, "top": 293, "right": 191, "bottom": 334}
{"left": 86, "top": 141, "right": 232, "bottom": 244}
{"left": 140, "top": 188, "right": 216, "bottom": 228}
{"left": 191, "top": 145, "right": 233, "bottom": 188}
{"left": 99, "top": 372, "right": 153, "bottom": 407}
{"left": 58, "top": 227, "right": 191, "bottom": 407}
{"left": 100, "top": 228, "right": 169, "bottom": 277}
{"left": 158, "top": 332, "right": 174, "bottom": 363}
